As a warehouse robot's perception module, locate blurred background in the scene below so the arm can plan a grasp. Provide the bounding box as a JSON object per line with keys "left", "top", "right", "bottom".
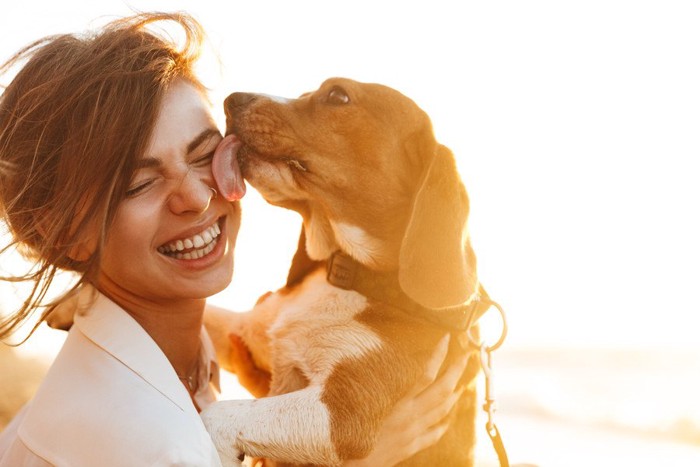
{"left": 1, "top": 1, "right": 699, "bottom": 466}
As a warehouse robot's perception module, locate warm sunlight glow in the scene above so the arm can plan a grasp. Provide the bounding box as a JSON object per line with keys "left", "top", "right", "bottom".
{"left": 2, "top": 1, "right": 699, "bottom": 466}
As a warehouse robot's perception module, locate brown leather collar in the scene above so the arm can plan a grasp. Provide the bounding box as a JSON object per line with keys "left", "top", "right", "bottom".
{"left": 326, "top": 251, "right": 491, "bottom": 332}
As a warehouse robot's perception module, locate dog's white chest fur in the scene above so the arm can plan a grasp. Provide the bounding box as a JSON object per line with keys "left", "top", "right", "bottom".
{"left": 201, "top": 269, "right": 386, "bottom": 466}
{"left": 263, "top": 269, "right": 384, "bottom": 386}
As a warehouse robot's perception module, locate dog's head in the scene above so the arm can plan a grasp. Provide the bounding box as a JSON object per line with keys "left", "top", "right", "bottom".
{"left": 214, "top": 77, "right": 478, "bottom": 308}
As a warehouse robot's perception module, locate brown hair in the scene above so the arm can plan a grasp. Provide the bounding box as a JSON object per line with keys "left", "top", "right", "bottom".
{"left": 0, "top": 12, "right": 206, "bottom": 341}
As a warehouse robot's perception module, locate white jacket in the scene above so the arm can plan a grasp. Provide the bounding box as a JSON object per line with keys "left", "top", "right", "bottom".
{"left": 0, "top": 292, "right": 223, "bottom": 466}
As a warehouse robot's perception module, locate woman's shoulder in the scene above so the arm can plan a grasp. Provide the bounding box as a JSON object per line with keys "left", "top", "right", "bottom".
{"left": 11, "top": 325, "right": 221, "bottom": 466}
{"left": 14, "top": 368, "right": 219, "bottom": 465}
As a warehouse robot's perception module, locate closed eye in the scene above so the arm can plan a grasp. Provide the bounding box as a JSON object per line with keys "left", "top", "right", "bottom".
{"left": 191, "top": 150, "right": 215, "bottom": 167}
{"left": 126, "top": 179, "right": 155, "bottom": 198}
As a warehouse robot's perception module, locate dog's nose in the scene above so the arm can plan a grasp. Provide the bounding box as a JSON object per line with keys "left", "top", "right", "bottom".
{"left": 224, "top": 92, "right": 257, "bottom": 111}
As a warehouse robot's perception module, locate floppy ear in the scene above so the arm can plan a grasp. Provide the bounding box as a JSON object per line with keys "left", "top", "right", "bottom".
{"left": 398, "top": 145, "right": 478, "bottom": 309}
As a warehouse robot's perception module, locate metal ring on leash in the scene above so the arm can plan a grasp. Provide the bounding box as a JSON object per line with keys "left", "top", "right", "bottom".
{"left": 467, "top": 297, "right": 508, "bottom": 352}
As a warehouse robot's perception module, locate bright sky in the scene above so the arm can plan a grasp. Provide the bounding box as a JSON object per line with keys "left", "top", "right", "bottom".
{"left": 1, "top": 0, "right": 699, "bottom": 351}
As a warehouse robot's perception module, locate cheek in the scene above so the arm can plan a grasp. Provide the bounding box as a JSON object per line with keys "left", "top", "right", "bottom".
{"left": 102, "top": 201, "right": 159, "bottom": 262}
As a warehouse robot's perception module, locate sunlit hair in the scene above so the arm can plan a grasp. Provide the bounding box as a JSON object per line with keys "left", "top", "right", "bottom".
{"left": 0, "top": 12, "right": 207, "bottom": 341}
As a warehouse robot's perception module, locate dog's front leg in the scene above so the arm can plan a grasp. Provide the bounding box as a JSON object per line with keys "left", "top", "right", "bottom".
{"left": 200, "top": 385, "right": 341, "bottom": 466}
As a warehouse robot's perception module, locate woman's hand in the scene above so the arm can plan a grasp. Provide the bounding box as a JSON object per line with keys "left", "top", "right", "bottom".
{"left": 343, "top": 334, "right": 468, "bottom": 466}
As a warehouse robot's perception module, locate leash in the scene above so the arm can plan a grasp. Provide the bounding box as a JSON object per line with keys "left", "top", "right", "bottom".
{"left": 326, "top": 251, "right": 512, "bottom": 466}
{"left": 468, "top": 298, "right": 510, "bottom": 467}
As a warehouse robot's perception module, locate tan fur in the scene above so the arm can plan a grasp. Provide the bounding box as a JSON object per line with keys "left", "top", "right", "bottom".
{"left": 202, "top": 78, "right": 481, "bottom": 466}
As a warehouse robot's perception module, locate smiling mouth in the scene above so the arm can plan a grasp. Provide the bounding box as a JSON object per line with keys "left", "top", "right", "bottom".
{"left": 157, "top": 220, "right": 222, "bottom": 260}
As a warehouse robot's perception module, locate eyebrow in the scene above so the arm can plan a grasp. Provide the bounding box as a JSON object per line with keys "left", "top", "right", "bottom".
{"left": 135, "top": 128, "right": 222, "bottom": 169}
{"left": 187, "top": 128, "right": 221, "bottom": 155}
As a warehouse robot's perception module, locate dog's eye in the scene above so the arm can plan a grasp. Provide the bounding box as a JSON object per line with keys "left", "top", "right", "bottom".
{"left": 327, "top": 86, "right": 350, "bottom": 105}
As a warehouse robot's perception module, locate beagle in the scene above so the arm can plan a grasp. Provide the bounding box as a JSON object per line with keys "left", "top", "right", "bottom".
{"left": 202, "top": 78, "right": 491, "bottom": 466}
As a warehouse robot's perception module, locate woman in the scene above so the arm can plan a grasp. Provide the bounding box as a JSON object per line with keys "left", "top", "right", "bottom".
{"left": 0, "top": 12, "right": 466, "bottom": 466}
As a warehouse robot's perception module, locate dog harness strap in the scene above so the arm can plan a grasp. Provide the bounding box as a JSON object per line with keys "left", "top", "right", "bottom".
{"left": 326, "top": 251, "right": 489, "bottom": 331}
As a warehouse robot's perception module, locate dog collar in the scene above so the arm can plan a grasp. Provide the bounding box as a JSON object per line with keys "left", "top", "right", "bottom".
{"left": 326, "top": 251, "right": 491, "bottom": 332}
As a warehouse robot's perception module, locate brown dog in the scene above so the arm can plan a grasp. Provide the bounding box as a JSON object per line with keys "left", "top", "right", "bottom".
{"left": 202, "top": 78, "right": 491, "bottom": 466}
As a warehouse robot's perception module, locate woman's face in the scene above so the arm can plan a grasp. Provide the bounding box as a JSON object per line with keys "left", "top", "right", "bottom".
{"left": 96, "top": 80, "right": 241, "bottom": 304}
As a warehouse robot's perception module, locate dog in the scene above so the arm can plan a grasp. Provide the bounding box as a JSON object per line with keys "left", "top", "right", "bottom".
{"left": 201, "top": 77, "right": 492, "bottom": 466}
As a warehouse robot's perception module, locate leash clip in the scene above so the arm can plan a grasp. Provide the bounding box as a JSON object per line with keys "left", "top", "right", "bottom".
{"left": 480, "top": 344, "right": 497, "bottom": 433}
{"left": 479, "top": 343, "right": 510, "bottom": 467}
{"left": 469, "top": 298, "right": 510, "bottom": 467}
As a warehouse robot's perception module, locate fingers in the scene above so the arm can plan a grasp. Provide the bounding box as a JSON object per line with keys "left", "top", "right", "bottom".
{"left": 394, "top": 353, "right": 470, "bottom": 462}
{"left": 406, "top": 419, "right": 450, "bottom": 460}
{"left": 344, "top": 336, "right": 470, "bottom": 467}
{"left": 417, "top": 348, "right": 469, "bottom": 399}
{"left": 403, "top": 334, "right": 450, "bottom": 399}
{"left": 410, "top": 346, "right": 470, "bottom": 429}
{"left": 422, "top": 385, "right": 466, "bottom": 430}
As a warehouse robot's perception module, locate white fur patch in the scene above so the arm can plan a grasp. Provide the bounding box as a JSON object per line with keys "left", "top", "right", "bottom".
{"left": 268, "top": 270, "right": 383, "bottom": 385}
{"left": 331, "top": 222, "right": 386, "bottom": 267}
{"left": 201, "top": 386, "right": 339, "bottom": 465}
{"left": 304, "top": 214, "right": 338, "bottom": 260}
{"left": 202, "top": 272, "right": 384, "bottom": 465}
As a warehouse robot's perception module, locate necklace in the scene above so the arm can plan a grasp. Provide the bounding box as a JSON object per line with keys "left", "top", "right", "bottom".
{"left": 177, "top": 344, "right": 201, "bottom": 394}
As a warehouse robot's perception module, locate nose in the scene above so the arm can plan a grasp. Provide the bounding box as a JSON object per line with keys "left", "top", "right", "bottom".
{"left": 167, "top": 171, "right": 215, "bottom": 215}
{"left": 223, "top": 92, "right": 258, "bottom": 120}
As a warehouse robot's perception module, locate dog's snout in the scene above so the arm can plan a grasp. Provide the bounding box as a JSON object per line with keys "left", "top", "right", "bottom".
{"left": 224, "top": 92, "right": 258, "bottom": 120}
{"left": 226, "top": 92, "right": 258, "bottom": 109}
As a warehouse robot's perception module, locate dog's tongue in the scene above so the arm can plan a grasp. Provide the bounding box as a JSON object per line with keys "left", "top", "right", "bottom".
{"left": 212, "top": 134, "right": 246, "bottom": 201}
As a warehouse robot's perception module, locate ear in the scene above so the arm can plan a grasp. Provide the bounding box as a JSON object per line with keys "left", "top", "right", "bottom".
{"left": 286, "top": 224, "right": 324, "bottom": 288}
{"left": 66, "top": 241, "right": 94, "bottom": 263}
{"left": 398, "top": 145, "right": 478, "bottom": 309}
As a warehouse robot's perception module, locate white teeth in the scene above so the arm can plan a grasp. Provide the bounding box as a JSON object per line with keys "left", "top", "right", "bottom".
{"left": 193, "top": 235, "right": 204, "bottom": 248}
{"left": 169, "top": 239, "right": 216, "bottom": 260}
{"left": 158, "top": 222, "right": 221, "bottom": 259}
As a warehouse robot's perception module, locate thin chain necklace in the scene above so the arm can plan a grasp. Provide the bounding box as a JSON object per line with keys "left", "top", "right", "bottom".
{"left": 177, "top": 343, "right": 201, "bottom": 394}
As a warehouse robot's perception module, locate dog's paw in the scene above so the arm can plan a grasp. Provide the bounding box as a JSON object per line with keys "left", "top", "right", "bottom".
{"left": 219, "top": 450, "right": 246, "bottom": 467}
{"left": 228, "top": 333, "right": 271, "bottom": 398}
{"left": 45, "top": 284, "right": 97, "bottom": 330}
{"left": 254, "top": 291, "right": 274, "bottom": 305}
{"left": 45, "top": 304, "right": 76, "bottom": 330}
{"left": 200, "top": 405, "right": 246, "bottom": 467}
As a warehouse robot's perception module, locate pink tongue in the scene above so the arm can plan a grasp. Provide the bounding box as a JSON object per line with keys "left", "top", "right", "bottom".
{"left": 212, "top": 134, "right": 246, "bottom": 201}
